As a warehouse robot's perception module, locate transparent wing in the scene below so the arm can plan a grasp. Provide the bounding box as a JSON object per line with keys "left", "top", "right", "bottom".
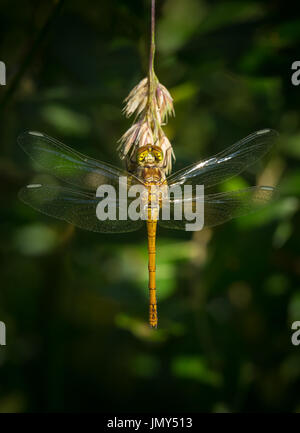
{"left": 19, "top": 183, "right": 144, "bottom": 233}
{"left": 158, "top": 186, "right": 276, "bottom": 230}
{"left": 167, "top": 129, "right": 278, "bottom": 189}
{"left": 18, "top": 131, "right": 144, "bottom": 191}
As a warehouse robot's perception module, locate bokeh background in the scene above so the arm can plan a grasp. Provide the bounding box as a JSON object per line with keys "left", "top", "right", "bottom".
{"left": 0, "top": 0, "right": 299, "bottom": 413}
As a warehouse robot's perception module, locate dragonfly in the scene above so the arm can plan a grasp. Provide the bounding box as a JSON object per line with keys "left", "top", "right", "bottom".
{"left": 18, "top": 128, "right": 278, "bottom": 327}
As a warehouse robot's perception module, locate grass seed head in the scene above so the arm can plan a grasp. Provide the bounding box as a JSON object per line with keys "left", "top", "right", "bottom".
{"left": 119, "top": 76, "right": 176, "bottom": 174}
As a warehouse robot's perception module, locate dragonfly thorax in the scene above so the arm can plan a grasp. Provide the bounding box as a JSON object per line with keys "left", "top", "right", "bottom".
{"left": 136, "top": 166, "right": 164, "bottom": 183}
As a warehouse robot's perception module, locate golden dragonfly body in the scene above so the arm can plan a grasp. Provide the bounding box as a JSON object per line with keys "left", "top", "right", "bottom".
{"left": 137, "top": 146, "right": 167, "bottom": 328}
{"left": 18, "top": 128, "right": 277, "bottom": 328}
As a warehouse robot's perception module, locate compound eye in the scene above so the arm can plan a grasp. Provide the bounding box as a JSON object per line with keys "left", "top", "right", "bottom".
{"left": 154, "top": 151, "right": 163, "bottom": 161}
{"left": 137, "top": 151, "right": 147, "bottom": 162}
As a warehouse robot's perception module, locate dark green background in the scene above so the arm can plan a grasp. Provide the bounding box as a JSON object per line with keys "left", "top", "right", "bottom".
{"left": 0, "top": 0, "right": 299, "bottom": 412}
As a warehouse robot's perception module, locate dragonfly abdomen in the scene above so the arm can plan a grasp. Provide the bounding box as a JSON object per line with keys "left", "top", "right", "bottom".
{"left": 147, "top": 217, "right": 158, "bottom": 328}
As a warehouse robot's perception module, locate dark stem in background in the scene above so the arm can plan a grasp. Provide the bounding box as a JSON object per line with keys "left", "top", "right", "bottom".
{"left": 147, "top": 0, "right": 158, "bottom": 134}
{"left": 0, "top": 0, "right": 65, "bottom": 112}
{"left": 149, "top": 0, "right": 156, "bottom": 78}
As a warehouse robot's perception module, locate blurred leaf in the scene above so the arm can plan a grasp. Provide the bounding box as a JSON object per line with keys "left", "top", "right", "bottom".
{"left": 280, "top": 172, "right": 300, "bottom": 195}
{"left": 172, "top": 356, "right": 222, "bottom": 386}
{"left": 41, "top": 104, "right": 91, "bottom": 136}
{"left": 171, "top": 82, "right": 199, "bottom": 104}
{"left": 158, "top": 0, "right": 205, "bottom": 54}
{"left": 279, "top": 134, "right": 300, "bottom": 159}
{"left": 14, "top": 224, "right": 58, "bottom": 255}
{"left": 273, "top": 221, "right": 293, "bottom": 248}
{"left": 198, "top": 1, "right": 264, "bottom": 34}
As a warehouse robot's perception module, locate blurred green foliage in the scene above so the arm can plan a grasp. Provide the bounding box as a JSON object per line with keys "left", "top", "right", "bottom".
{"left": 0, "top": 0, "right": 299, "bottom": 413}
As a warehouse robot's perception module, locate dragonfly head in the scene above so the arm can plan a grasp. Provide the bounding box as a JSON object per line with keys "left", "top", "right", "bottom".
{"left": 136, "top": 145, "right": 163, "bottom": 166}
